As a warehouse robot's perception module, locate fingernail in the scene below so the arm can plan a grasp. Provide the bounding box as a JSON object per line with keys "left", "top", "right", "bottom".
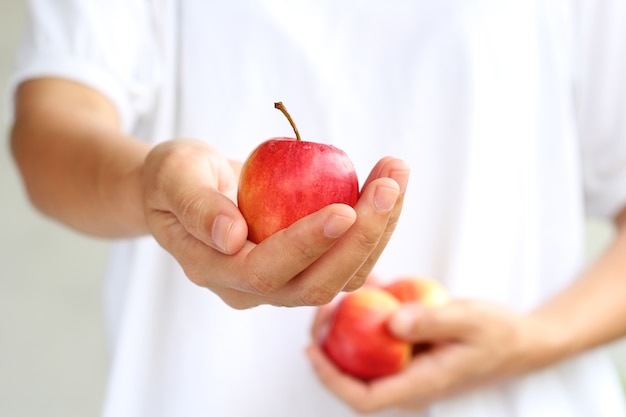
{"left": 323, "top": 212, "right": 356, "bottom": 238}
{"left": 374, "top": 184, "right": 399, "bottom": 212}
{"left": 212, "top": 214, "right": 234, "bottom": 252}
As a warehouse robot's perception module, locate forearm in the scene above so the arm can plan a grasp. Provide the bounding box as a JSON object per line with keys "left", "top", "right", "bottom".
{"left": 527, "top": 209, "right": 626, "bottom": 368}
{"left": 10, "top": 78, "right": 151, "bottom": 237}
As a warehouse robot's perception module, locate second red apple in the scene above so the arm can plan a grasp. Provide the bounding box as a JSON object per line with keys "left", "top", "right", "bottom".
{"left": 321, "top": 288, "right": 412, "bottom": 381}
{"left": 320, "top": 276, "right": 449, "bottom": 380}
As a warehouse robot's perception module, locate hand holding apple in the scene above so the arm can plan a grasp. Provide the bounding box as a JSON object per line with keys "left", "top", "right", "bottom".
{"left": 320, "top": 276, "right": 449, "bottom": 380}
{"left": 144, "top": 107, "right": 409, "bottom": 308}
{"left": 310, "top": 297, "right": 540, "bottom": 414}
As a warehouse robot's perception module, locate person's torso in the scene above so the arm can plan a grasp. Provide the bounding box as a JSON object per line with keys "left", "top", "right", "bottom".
{"left": 104, "top": 2, "right": 614, "bottom": 416}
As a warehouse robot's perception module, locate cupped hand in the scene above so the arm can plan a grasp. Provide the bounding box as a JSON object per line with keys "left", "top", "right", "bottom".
{"left": 142, "top": 139, "right": 410, "bottom": 308}
{"left": 308, "top": 299, "right": 547, "bottom": 413}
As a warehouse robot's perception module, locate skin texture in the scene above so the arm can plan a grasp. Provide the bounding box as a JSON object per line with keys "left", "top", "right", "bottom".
{"left": 308, "top": 208, "right": 626, "bottom": 413}
{"left": 10, "top": 77, "right": 410, "bottom": 309}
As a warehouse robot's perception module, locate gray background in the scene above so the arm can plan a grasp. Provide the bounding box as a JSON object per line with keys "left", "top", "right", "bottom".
{"left": 0, "top": 2, "right": 624, "bottom": 416}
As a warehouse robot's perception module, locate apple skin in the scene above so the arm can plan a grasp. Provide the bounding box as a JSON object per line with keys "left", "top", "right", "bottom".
{"left": 237, "top": 137, "right": 359, "bottom": 243}
{"left": 321, "top": 288, "right": 412, "bottom": 381}
{"left": 383, "top": 276, "right": 449, "bottom": 306}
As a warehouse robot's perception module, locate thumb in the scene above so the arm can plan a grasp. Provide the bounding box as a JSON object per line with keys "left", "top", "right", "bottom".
{"left": 388, "top": 301, "right": 475, "bottom": 342}
{"left": 189, "top": 192, "right": 248, "bottom": 254}
{"left": 144, "top": 139, "right": 249, "bottom": 254}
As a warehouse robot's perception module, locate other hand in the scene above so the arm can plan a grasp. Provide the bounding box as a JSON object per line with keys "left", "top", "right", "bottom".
{"left": 308, "top": 299, "right": 544, "bottom": 413}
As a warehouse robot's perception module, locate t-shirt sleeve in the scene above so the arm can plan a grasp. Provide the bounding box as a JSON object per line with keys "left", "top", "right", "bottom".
{"left": 577, "top": 1, "right": 626, "bottom": 220}
{"left": 5, "top": 0, "right": 162, "bottom": 133}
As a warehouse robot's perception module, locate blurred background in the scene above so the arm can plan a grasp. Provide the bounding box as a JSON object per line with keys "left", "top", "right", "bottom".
{"left": 0, "top": 2, "right": 625, "bottom": 417}
{"left": 0, "top": 2, "right": 109, "bottom": 416}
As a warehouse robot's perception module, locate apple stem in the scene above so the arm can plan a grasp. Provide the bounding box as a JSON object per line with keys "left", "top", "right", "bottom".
{"left": 274, "top": 102, "right": 302, "bottom": 141}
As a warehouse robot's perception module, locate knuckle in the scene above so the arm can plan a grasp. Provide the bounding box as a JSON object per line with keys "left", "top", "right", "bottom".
{"left": 352, "top": 226, "right": 382, "bottom": 251}
{"left": 342, "top": 274, "right": 367, "bottom": 292}
{"left": 148, "top": 212, "right": 179, "bottom": 249}
{"left": 247, "top": 269, "right": 281, "bottom": 296}
{"left": 298, "top": 285, "right": 339, "bottom": 306}
{"left": 286, "top": 234, "right": 321, "bottom": 262}
{"left": 177, "top": 192, "right": 208, "bottom": 231}
{"left": 384, "top": 213, "right": 400, "bottom": 237}
{"left": 151, "top": 143, "right": 187, "bottom": 187}
{"left": 180, "top": 262, "right": 206, "bottom": 288}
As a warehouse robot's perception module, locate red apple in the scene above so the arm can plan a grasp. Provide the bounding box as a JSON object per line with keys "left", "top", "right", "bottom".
{"left": 321, "top": 288, "right": 412, "bottom": 381}
{"left": 238, "top": 102, "right": 360, "bottom": 243}
{"left": 383, "top": 276, "right": 449, "bottom": 306}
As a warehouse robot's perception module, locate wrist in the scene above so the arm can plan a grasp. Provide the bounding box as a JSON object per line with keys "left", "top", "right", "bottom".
{"left": 516, "top": 312, "right": 574, "bottom": 373}
{"left": 100, "top": 135, "right": 151, "bottom": 237}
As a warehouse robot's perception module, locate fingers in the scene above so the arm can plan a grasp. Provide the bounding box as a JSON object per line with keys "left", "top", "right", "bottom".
{"left": 306, "top": 344, "right": 428, "bottom": 413}
{"left": 220, "top": 157, "right": 408, "bottom": 305}
{"left": 345, "top": 157, "right": 410, "bottom": 290}
{"left": 165, "top": 203, "right": 357, "bottom": 308}
{"left": 388, "top": 300, "right": 483, "bottom": 343}
{"left": 145, "top": 144, "right": 411, "bottom": 309}
{"left": 143, "top": 139, "right": 248, "bottom": 254}
{"left": 234, "top": 204, "right": 357, "bottom": 303}
{"left": 220, "top": 168, "right": 400, "bottom": 305}
{"left": 307, "top": 316, "right": 462, "bottom": 412}
{"left": 361, "top": 156, "right": 411, "bottom": 196}
{"left": 275, "top": 176, "right": 401, "bottom": 302}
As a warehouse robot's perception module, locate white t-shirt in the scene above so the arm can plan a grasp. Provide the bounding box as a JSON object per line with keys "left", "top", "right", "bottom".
{"left": 9, "top": 0, "right": 626, "bottom": 416}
